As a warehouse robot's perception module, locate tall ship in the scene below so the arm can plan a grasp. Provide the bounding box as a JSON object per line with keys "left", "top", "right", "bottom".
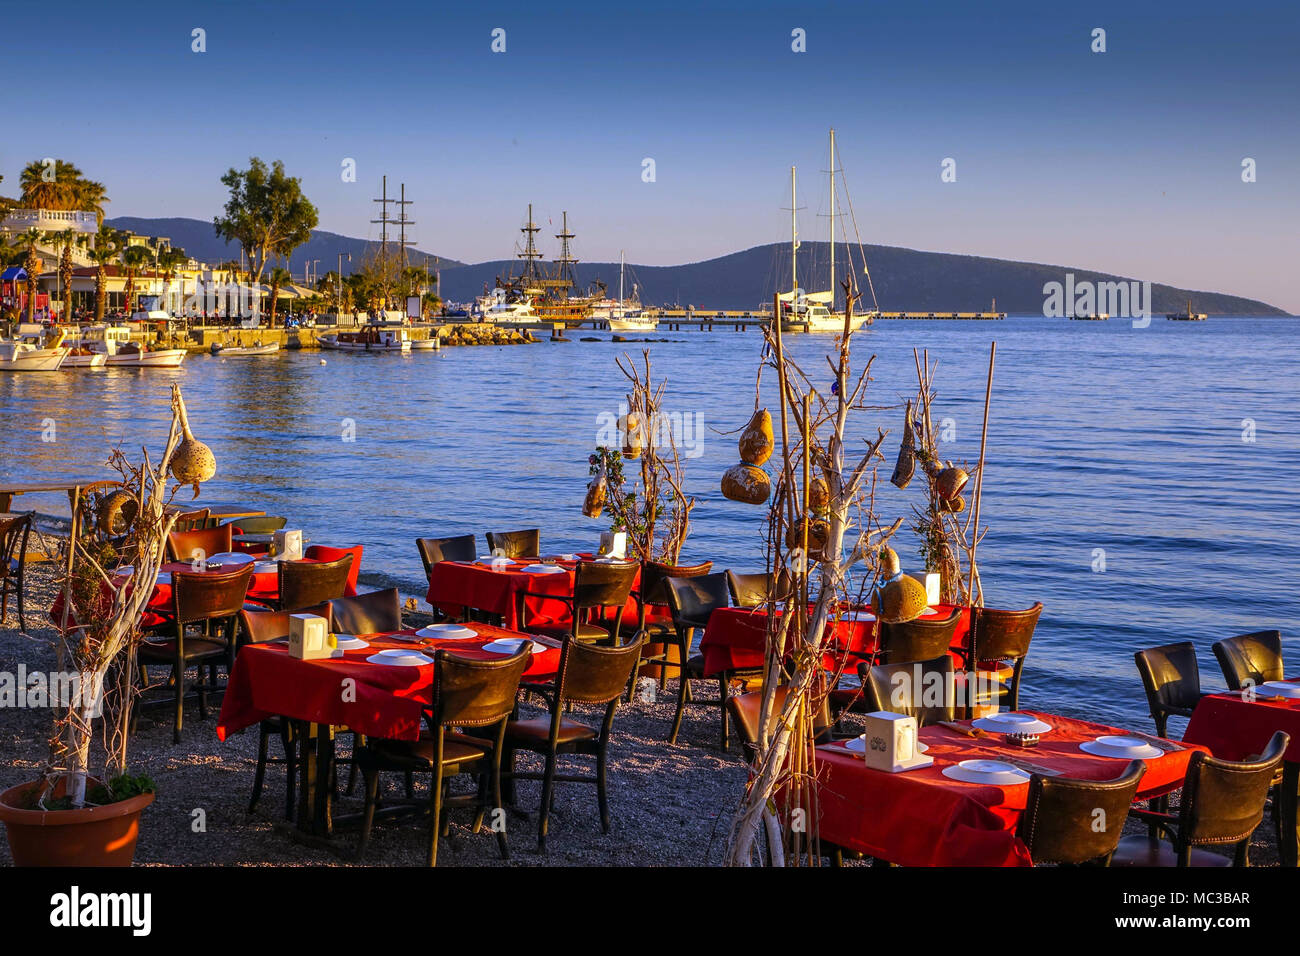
{"left": 493, "top": 206, "right": 604, "bottom": 327}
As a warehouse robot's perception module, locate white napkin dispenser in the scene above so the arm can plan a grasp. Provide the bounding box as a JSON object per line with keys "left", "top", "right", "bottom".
{"left": 288, "top": 613, "right": 335, "bottom": 660}
{"left": 912, "top": 572, "right": 941, "bottom": 606}
{"left": 274, "top": 529, "right": 303, "bottom": 562}
{"left": 598, "top": 531, "right": 627, "bottom": 559}
{"left": 862, "top": 711, "right": 933, "bottom": 772}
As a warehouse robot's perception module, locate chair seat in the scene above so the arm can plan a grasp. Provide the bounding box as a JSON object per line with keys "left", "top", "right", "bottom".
{"left": 138, "top": 637, "right": 227, "bottom": 662}
{"left": 505, "top": 716, "right": 598, "bottom": 746}
{"left": 367, "top": 737, "right": 487, "bottom": 771}
{"left": 1109, "top": 835, "right": 1234, "bottom": 867}
{"left": 637, "top": 620, "right": 675, "bottom": 641}
{"left": 533, "top": 620, "right": 611, "bottom": 641}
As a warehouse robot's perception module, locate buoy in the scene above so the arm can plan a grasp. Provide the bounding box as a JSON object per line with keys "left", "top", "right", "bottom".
{"left": 320, "top": 358, "right": 327, "bottom": 365}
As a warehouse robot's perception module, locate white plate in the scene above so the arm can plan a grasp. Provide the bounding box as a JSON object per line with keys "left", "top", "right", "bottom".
{"left": 845, "top": 736, "right": 927, "bottom": 754}
{"left": 941, "top": 759, "right": 1031, "bottom": 786}
{"left": 476, "top": 556, "right": 513, "bottom": 567}
{"left": 972, "top": 713, "right": 1053, "bottom": 735}
{"left": 331, "top": 635, "right": 369, "bottom": 651}
{"left": 481, "top": 638, "right": 548, "bottom": 656}
{"left": 1258, "top": 681, "right": 1300, "bottom": 699}
{"left": 253, "top": 561, "right": 279, "bottom": 573}
{"left": 519, "top": 564, "right": 566, "bottom": 574}
{"left": 208, "top": 552, "right": 255, "bottom": 567}
{"left": 1079, "top": 738, "right": 1163, "bottom": 760}
{"left": 416, "top": 624, "right": 477, "bottom": 640}
{"left": 366, "top": 649, "right": 433, "bottom": 667}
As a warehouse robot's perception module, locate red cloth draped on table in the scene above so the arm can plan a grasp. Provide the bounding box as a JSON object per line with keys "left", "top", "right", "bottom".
{"left": 699, "top": 603, "right": 972, "bottom": 677}
{"left": 217, "top": 625, "right": 561, "bottom": 742}
{"left": 810, "top": 712, "right": 1204, "bottom": 866}
{"left": 425, "top": 558, "right": 645, "bottom": 632}
{"left": 1184, "top": 689, "right": 1300, "bottom": 763}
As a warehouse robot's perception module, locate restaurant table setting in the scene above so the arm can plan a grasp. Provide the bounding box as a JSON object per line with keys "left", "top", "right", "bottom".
{"left": 699, "top": 603, "right": 972, "bottom": 677}
{"left": 808, "top": 710, "right": 1204, "bottom": 866}
{"left": 217, "top": 622, "right": 562, "bottom": 742}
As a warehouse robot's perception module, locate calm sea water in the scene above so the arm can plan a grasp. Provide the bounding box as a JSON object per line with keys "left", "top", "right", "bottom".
{"left": 3, "top": 316, "right": 1297, "bottom": 730}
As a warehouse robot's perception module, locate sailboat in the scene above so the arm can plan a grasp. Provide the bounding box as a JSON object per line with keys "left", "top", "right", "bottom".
{"left": 780, "top": 129, "right": 873, "bottom": 334}
{"left": 607, "top": 252, "right": 657, "bottom": 332}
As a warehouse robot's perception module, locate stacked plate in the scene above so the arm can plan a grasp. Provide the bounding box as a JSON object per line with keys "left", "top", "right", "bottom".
{"left": 520, "top": 564, "right": 566, "bottom": 574}
{"left": 1079, "top": 735, "right": 1164, "bottom": 759}
{"left": 476, "top": 555, "right": 513, "bottom": 567}
{"left": 972, "top": 712, "right": 1053, "bottom": 735}
{"left": 845, "top": 736, "right": 928, "bottom": 755}
{"left": 1258, "top": 681, "right": 1300, "bottom": 699}
{"left": 207, "top": 552, "right": 255, "bottom": 569}
{"left": 331, "top": 635, "right": 369, "bottom": 651}
{"left": 482, "top": 638, "right": 548, "bottom": 656}
{"left": 366, "top": 648, "right": 433, "bottom": 667}
{"left": 415, "top": 624, "right": 477, "bottom": 640}
{"left": 941, "top": 759, "right": 1032, "bottom": 785}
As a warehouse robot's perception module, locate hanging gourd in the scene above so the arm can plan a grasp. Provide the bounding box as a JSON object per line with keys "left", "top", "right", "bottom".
{"left": 784, "top": 517, "right": 830, "bottom": 558}
{"left": 620, "top": 411, "right": 643, "bottom": 460}
{"left": 874, "top": 574, "right": 929, "bottom": 623}
{"left": 936, "top": 462, "right": 970, "bottom": 500}
{"left": 97, "top": 489, "right": 138, "bottom": 536}
{"left": 890, "top": 400, "right": 916, "bottom": 490}
{"left": 807, "top": 475, "right": 830, "bottom": 514}
{"left": 583, "top": 461, "right": 608, "bottom": 518}
{"left": 737, "top": 408, "right": 774, "bottom": 466}
{"left": 878, "top": 545, "right": 901, "bottom": 580}
{"left": 721, "top": 463, "right": 770, "bottom": 505}
{"left": 940, "top": 494, "right": 966, "bottom": 514}
{"left": 169, "top": 384, "right": 215, "bottom": 498}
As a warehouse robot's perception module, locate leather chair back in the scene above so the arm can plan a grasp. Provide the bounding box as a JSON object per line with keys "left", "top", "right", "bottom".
{"left": 863, "top": 656, "right": 957, "bottom": 727}
{"left": 664, "top": 572, "right": 731, "bottom": 631}
{"left": 485, "top": 529, "right": 540, "bottom": 559}
{"left": 279, "top": 554, "right": 353, "bottom": 612}
{"left": 228, "top": 516, "right": 287, "bottom": 534}
{"left": 416, "top": 534, "right": 476, "bottom": 577}
{"left": 304, "top": 544, "right": 363, "bottom": 596}
{"left": 729, "top": 685, "right": 833, "bottom": 759}
{"left": 556, "top": 635, "right": 643, "bottom": 705}
{"left": 432, "top": 647, "right": 530, "bottom": 728}
{"left": 969, "top": 602, "right": 1042, "bottom": 663}
{"left": 878, "top": 610, "right": 961, "bottom": 664}
{"left": 330, "top": 587, "right": 402, "bottom": 634}
{"left": 1135, "top": 641, "right": 1201, "bottom": 734}
{"left": 173, "top": 565, "right": 253, "bottom": 625}
{"left": 1213, "top": 630, "right": 1283, "bottom": 690}
{"left": 725, "top": 570, "right": 793, "bottom": 609}
{"left": 167, "top": 523, "right": 231, "bottom": 563}
{"left": 1180, "top": 731, "right": 1289, "bottom": 846}
{"left": 1017, "top": 760, "right": 1146, "bottom": 864}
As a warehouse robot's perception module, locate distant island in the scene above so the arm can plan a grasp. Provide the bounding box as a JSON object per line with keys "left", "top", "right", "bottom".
{"left": 106, "top": 217, "right": 1289, "bottom": 317}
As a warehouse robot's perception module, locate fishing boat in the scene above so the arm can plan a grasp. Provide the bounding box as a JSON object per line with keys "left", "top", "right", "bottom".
{"left": 74, "top": 325, "right": 186, "bottom": 367}
{"left": 606, "top": 252, "right": 657, "bottom": 332}
{"left": 779, "top": 129, "right": 873, "bottom": 334}
{"left": 319, "top": 325, "right": 411, "bottom": 351}
{"left": 410, "top": 336, "right": 440, "bottom": 350}
{"left": 1166, "top": 299, "right": 1207, "bottom": 321}
{"left": 211, "top": 342, "right": 281, "bottom": 356}
{"left": 0, "top": 327, "right": 70, "bottom": 372}
{"left": 61, "top": 345, "right": 108, "bottom": 368}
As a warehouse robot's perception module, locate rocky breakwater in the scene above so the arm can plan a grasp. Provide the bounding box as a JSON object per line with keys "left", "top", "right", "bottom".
{"left": 435, "top": 323, "right": 538, "bottom": 346}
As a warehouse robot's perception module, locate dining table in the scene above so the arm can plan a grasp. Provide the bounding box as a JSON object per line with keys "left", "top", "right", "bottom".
{"left": 217, "top": 623, "right": 563, "bottom": 836}
{"left": 699, "top": 603, "right": 973, "bottom": 678}
{"left": 425, "top": 555, "right": 641, "bottom": 631}
{"left": 809, "top": 712, "right": 1204, "bottom": 866}
{"left": 1184, "top": 681, "right": 1300, "bottom": 866}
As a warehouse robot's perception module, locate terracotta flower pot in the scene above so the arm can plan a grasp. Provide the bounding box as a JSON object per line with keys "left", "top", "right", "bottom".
{"left": 0, "top": 777, "right": 153, "bottom": 867}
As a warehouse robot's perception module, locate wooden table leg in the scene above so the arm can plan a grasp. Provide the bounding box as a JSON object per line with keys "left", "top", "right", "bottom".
{"left": 0, "top": 492, "right": 12, "bottom": 513}
{"left": 1280, "top": 761, "right": 1299, "bottom": 867}
{"left": 296, "top": 721, "right": 337, "bottom": 837}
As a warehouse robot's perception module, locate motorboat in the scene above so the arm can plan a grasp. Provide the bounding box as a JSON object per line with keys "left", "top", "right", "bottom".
{"left": 0, "top": 327, "right": 70, "bottom": 371}
{"left": 319, "top": 325, "right": 411, "bottom": 351}
{"left": 74, "top": 325, "right": 187, "bottom": 367}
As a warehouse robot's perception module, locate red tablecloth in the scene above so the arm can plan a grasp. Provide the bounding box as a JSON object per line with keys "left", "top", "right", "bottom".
{"left": 1184, "top": 686, "right": 1300, "bottom": 763}
{"left": 425, "top": 558, "right": 642, "bottom": 631}
{"left": 217, "top": 625, "right": 562, "bottom": 742}
{"left": 700, "top": 604, "right": 972, "bottom": 677}
{"left": 810, "top": 712, "right": 1205, "bottom": 866}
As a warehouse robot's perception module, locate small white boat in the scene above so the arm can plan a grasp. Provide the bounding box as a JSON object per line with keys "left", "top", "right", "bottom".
{"left": 319, "top": 325, "right": 411, "bottom": 351}
{"left": 74, "top": 325, "right": 186, "bottom": 368}
{"left": 410, "top": 337, "right": 440, "bottom": 350}
{"left": 61, "top": 348, "right": 108, "bottom": 369}
{"left": 0, "top": 331, "right": 70, "bottom": 371}
{"left": 475, "top": 289, "right": 540, "bottom": 324}
{"left": 211, "top": 342, "right": 280, "bottom": 356}
{"left": 604, "top": 252, "right": 657, "bottom": 332}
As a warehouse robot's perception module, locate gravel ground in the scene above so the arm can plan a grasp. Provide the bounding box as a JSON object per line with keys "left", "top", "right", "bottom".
{"left": 0, "top": 560, "right": 1281, "bottom": 867}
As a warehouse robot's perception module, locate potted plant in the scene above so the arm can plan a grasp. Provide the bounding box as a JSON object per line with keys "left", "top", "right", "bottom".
{"left": 0, "top": 385, "right": 213, "bottom": 866}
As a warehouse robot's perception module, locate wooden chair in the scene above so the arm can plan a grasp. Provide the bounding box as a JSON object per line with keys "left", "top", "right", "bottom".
{"left": 727, "top": 685, "right": 835, "bottom": 765}
{"left": 725, "top": 570, "right": 792, "bottom": 609}
{"left": 526, "top": 560, "right": 638, "bottom": 644}
{"left": 238, "top": 607, "right": 299, "bottom": 818}
{"left": 1113, "top": 731, "right": 1289, "bottom": 867}
{"left": 226, "top": 516, "right": 287, "bottom": 534}
{"left": 663, "top": 572, "right": 759, "bottom": 749}
{"left": 503, "top": 635, "right": 643, "bottom": 850}
{"left": 485, "top": 529, "right": 539, "bottom": 559}
{"left": 137, "top": 564, "right": 252, "bottom": 743}
{"left": 965, "top": 602, "right": 1042, "bottom": 710}
{"left": 877, "top": 609, "right": 962, "bottom": 665}
{"left": 1135, "top": 641, "right": 1205, "bottom": 738}
{"left": 416, "top": 534, "right": 477, "bottom": 578}
{"left": 1213, "top": 630, "right": 1283, "bottom": 691}
{"left": 329, "top": 587, "right": 402, "bottom": 634}
{"left": 304, "top": 544, "right": 362, "bottom": 597}
{"left": 0, "top": 512, "right": 33, "bottom": 631}
{"left": 166, "top": 523, "right": 232, "bottom": 564}
{"left": 276, "top": 554, "right": 353, "bottom": 611}
{"left": 1017, "top": 760, "right": 1147, "bottom": 865}
{"left": 355, "top": 646, "right": 531, "bottom": 866}
{"left": 629, "top": 560, "right": 713, "bottom": 695}
{"left": 861, "top": 656, "right": 958, "bottom": 727}
{"left": 170, "top": 508, "right": 211, "bottom": 533}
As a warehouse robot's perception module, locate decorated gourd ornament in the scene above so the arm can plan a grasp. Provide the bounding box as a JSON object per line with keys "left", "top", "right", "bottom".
{"left": 97, "top": 489, "right": 138, "bottom": 536}
{"left": 583, "top": 464, "right": 608, "bottom": 519}
{"left": 875, "top": 573, "right": 929, "bottom": 623}
{"left": 721, "top": 463, "right": 770, "bottom": 505}
{"left": 620, "top": 412, "right": 643, "bottom": 460}
{"left": 940, "top": 494, "right": 966, "bottom": 513}
{"left": 878, "top": 545, "right": 901, "bottom": 580}
{"left": 737, "top": 408, "right": 774, "bottom": 466}
{"left": 169, "top": 384, "right": 216, "bottom": 497}
{"left": 890, "top": 401, "right": 916, "bottom": 490}
{"left": 785, "top": 517, "right": 830, "bottom": 557}
{"left": 936, "top": 463, "right": 969, "bottom": 501}
{"left": 807, "top": 475, "right": 830, "bottom": 513}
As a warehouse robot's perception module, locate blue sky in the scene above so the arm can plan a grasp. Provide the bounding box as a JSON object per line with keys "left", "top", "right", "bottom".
{"left": 4, "top": 0, "right": 1297, "bottom": 309}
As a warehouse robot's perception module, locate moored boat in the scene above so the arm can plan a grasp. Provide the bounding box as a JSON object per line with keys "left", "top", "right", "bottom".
{"left": 211, "top": 342, "right": 281, "bottom": 356}
{"left": 0, "top": 328, "right": 70, "bottom": 372}
{"left": 73, "top": 325, "right": 186, "bottom": 368}
{"left": 319, "top": 325, "right": 411, "bottom": 351}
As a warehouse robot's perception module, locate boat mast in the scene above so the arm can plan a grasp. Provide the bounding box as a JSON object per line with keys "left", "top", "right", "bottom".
{"left": 791, "top": 165, "right": 798, "bottom": 296}
{"left": 516, "top": 203, "right": 544, "bottom": 283}
{"left": 553, "top": 211, "right": 578, "bottom": 295}
{"left": 619, "top": 250, "right": 625, "bottom": 307}
{"left": 829, "top": 128, "right": 836, "bottom": 310}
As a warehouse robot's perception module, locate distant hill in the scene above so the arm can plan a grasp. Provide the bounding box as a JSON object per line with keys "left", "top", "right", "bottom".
{"left": 438, "top": 242, "right": 1288, "bottom": 316}
{"left": 104, "top": 218, "right": 1287, "bottom": 315}
{"left": 105, "top": 217, "right": 461, "bottom": 276}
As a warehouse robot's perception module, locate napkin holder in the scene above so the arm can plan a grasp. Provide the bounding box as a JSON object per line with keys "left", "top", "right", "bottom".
{"left": 862, "top": 712, "right": 933, "bottom": 773}
{"left": 274, "top": 529, "right": 303, "bottom": 562}
{"left": 478, "top": 555, "right": 511, "bottom": 568}
{"left": 288, "top": 613, "right": 337, "bottom": 660}
{"left": 598, "top": 531, "right": 627, "bottom": 559}
{"left": 912, "top": 572, "right": 941, "bottom": 606}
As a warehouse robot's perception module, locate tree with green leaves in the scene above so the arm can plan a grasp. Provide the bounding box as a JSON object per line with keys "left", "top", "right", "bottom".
{"left": 266, "top": 266, "right": 292, "bottom": 324}
{"left": 213, "top": 158, "right": 318, "bottom": 287}
{"left": 18, "top": 160, "right": 109, "bottom": 225}
{"left": 20, "top": 228, "right": 43, "bottom": 322}
{"left": 121, "top": 246, "right": 150, "bottom": 315}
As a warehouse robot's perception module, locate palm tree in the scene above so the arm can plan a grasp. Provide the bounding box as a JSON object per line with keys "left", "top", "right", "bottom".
{"left": 19, "top": 228, "right": 44, "bottom": 322}
{"left": 266, "top": 266, "right": 292, "bottom": 324}
{"left": 58, "top": 236, "right": 76, "bottom": 321}
{"left": 121, "top": 246, "right": 150, "bottom": 315}
{"left": 18, "top": 160, "right": 109, "bottom": 225}
{"left": 88, "top": 228, "right": 121, "bottom": 321}
{"left": 156, "top": 247, "right": 187, "bottom": 316}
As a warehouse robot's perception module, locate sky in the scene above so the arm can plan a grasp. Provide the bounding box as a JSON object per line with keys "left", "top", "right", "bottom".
{"left": 4, "top": 0, "right": 1298, "bottom": 310}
